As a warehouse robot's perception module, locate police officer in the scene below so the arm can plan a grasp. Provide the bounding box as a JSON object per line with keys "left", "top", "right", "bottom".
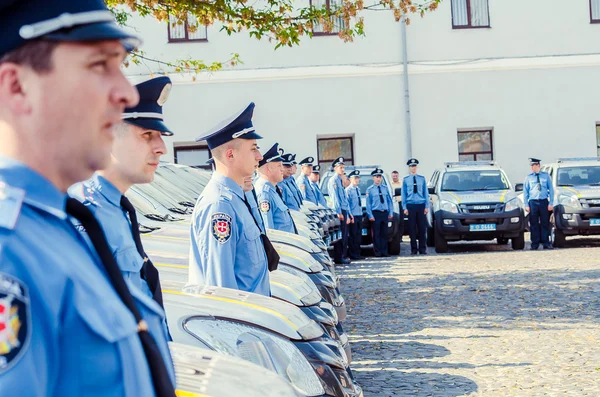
{"left": 346, "top": 170, "right": 364, "bottom": 260}
{"left": 255, "top": 143, "right": 296, "bottom": 233}
{"left": 0, "top": 1, "right": 175, "bottom": 396}
{"left": 284, "top": 153, "right": 305, "bottom": 206}
{"left": 278, "top": 153, "right": 301, "bottom": 210}
{"left": 366, "top": 168, "right": 394, "bottom": 257}
{"left": 70, "top": 77, "right": 177, "bottom": 362}
{"left": 187, "top": 103, "right": 270, "bottom": 296}
{"left": 402, "top": 158, "right": 429, "bottom": 255}
{"left": 524, "top": 158, "right": 555, "bottom": 250}
{"left": 310, "top": 165, "right": 329, "bottom": 207}
{"left": 296, "top": 156, "right": 319, "bottom": 204}
{"left": 327, "top": 157, "right": 352, "bottom": 264}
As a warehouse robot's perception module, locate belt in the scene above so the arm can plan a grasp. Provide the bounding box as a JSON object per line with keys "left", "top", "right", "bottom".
{"left": 530, "top": 198, "right": 549, "bottom": 201}
{"left": 373, "top": 210, "right": 387, "bottom": 213}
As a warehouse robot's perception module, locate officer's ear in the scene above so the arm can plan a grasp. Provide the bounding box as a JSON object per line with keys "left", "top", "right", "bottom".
{"left": 0, "top": 63, "right": 32, "bottom": 116}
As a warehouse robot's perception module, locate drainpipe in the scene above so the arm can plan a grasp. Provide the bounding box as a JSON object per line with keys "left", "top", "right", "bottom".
{"left": 400, "top": 15, "right": 413, "bottom": 159}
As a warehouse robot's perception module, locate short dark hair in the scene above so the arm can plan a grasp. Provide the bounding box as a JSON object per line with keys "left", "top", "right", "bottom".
{"left": 0, "top": 40, "right": 58, "bottom": 73}
{"left": 392, "top": 170, "right": 399, "bottom": 174}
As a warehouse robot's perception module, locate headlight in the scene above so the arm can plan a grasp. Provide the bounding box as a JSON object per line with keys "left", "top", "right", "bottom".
{"left": 439, "top": 200, "right": 459, "bottom": 213}
{"left": 504, "top": 198, "right": 521, "bottom": 212}
{"left": 558, "top": 194, "right": 580, "bottom": 208}
{"left": 184, "top": 318, "right": 325, "bottom": 396}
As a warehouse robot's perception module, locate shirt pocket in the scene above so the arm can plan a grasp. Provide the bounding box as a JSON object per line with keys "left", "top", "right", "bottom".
{"left": 242, "top": 223, "right": 264, "bottom": 266}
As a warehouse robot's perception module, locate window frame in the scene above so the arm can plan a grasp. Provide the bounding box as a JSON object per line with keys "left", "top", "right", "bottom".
{"left": 596, "top": 123, "right": 600, "bottom": 156}
{"left": 167, "top": 14, "right": 208, "bottom": 43}
{"left": 457, "top": 129, "right": 494, "bottom": 161}
{"left": 591, "top": 0, "right": 600, "bottom": 23}
{"left": 309, "top": 0, "right": 346, "bottom": 36}
{"left": 173, "top": 143, "right": 212, "bottom": 170}
{"left": 451, "top": 0, "right": 491, "bottom": 30}
{"left": 316, "top": 136, "right": 355, "bottom": 171}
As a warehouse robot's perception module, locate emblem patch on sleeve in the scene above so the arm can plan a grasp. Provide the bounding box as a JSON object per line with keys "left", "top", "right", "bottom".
{"left": 0, "top": 273, "right": 30, "bottom": 373}
{"left": 211, "top": 213, "right": 232, "bottom": 244}
{"left": 259, "top": 200, "right": 270, "bottom": 213}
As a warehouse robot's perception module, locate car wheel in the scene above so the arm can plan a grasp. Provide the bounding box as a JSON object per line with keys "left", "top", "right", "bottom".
{"left": 550, "top": 214, "right": 566, "bottom": 248}
{"left": 388, "top": 231, "right": 401, "bottom": 255}
{"left": 426, "top": 227, "right": 435, "bottom": 247}
{"left": 497, "top": 238, "right": 509, "bottom": 245}
{"left": 511, "top": 232, "right": 525, "bottom": 250}
{"left": 434, "top": 225, "right": 448, "bottom": 253}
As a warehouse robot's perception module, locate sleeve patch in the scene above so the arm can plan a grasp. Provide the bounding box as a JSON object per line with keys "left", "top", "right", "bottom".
{"left": 0, "top": 273, "right": 30, "bottom": 373}
{"left": 259, "top": 200, "right": 270, "bottom": 213}
{"left": 211, "top": 213, "right": 232, "bottom": 244}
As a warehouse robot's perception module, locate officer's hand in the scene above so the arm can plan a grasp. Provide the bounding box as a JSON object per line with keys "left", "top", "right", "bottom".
{"left": 403, "top": 209, "right": 408, "bottom": 216}
{"left": 369, "top": 217, "right": 375, "bottom": 222}
{"left": 346, "top": 217, "right": 351, "bottom": 225}
{"left": 526, "top": 206, "right": 530, "bottom": 213}
{"left": 338, "top": 213, "right": 344, "bottom": 221}
{"left": 424, "top": 208, "right": 429, "bottom": 215}
{"left": 548, "top": 205, "right": 554, "bottom": 212}
{"left": 388, "top": 215, "right": 393, "bottom": 220}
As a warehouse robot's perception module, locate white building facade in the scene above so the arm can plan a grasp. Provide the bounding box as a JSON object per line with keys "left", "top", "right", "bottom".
{"left": 125, "top": 0, "right": 600, "bottom": 183}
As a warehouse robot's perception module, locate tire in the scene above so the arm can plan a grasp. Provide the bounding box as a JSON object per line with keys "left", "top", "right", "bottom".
{"left": 511, "top": 232, "right": 525, "bottom": 250}
{"left": 388, "top": 230, "right": 401, "bottom": 255}
{"left": 550, "top": 214, "right": 567, "bottom": 248}
{"left": 497, "top": 238, "right": 509, "bottom": 245}
{"left": 426, "top": 227, "right": 435, "bottom": 247}
{"left": 434, "top": 225, "right": 448, "bottom": 253}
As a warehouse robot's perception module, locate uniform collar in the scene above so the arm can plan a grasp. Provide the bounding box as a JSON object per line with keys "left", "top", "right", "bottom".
{"left": 212, "top": 172, "right": 244, "bottom": 200}
{"left": 0, "top": 156, "right": 68, "bottom": 220}
{"left": 93, "top": 174, "right": 124, "bottom": 208}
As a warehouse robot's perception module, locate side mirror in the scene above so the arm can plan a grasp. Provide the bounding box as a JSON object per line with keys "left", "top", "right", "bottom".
{"left": 394, "top": 187, "right": 402, "bottom": 196}
{"left": 428, "top": 187, "right": 436, "bottom": 195}
{"left": 515, "top": 183, "right": 524, "bottom": 192}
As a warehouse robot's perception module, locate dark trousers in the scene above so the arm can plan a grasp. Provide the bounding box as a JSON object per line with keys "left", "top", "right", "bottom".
{"left": 407, "top": 203, "right": 427, "bottom": 253}
{"left": 334, "top": 209, "right": 350, "bottom": 261}
{"left": 371, "top": 210, "right": 389, "bottom": 256}
{"left": 529, "top": 199, "right": 550, "bottom": 247}
{"left": 348, "top": 214, "right": 362, "bottom": 259}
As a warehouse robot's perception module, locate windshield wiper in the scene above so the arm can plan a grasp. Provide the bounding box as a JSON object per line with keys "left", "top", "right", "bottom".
{"left": 559, "top": 184, "right": 574, "bottom": 187}
{"left": 471, "top": 188, "right": 500, "bottom": 191}
{"left": 441, "top": 189, "right": 460, "bottom": 191}
{"left": 590, "top": 183, "right": 600, "bottom": 186}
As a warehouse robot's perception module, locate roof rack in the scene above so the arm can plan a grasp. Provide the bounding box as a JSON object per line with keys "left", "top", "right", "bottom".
{"left": 557, "top": 157, "right": 600, "bottom": 163}
{"left": 445, "top": 161, "right": 497, "bottom": 168}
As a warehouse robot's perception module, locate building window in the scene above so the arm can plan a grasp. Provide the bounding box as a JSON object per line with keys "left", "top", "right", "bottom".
{"left": 451, "top": 0, "right": 490, "bottom": 29}
{"left": 593, "top": 1, "right": 600, "bottom": 24}
{"left": 174, "top": 143, "right": 212, "bottom": 169}
{"left": 596, "top": 124, "right": 600, "bottom": 156}
{"left": 317, "top": 137, "right": 354, "bottom": 171}
{"left": 168, "top": 13, "right": 207, "bottom": 42}
{"left": 457, "top": 129, "right": 493, "bottom": 161}
{"left": 310, "top": 0, "right": 346, "bottom": 35}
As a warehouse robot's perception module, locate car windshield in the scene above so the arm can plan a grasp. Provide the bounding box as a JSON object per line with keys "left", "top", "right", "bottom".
{"left": 441, "top": 170, "right": 510, "bottom": 192}
{"left": 557, "top": 166, "right": 600, "bottom": 186}
{"left": 321, "top": 172, "right": 389, "bottom": 195}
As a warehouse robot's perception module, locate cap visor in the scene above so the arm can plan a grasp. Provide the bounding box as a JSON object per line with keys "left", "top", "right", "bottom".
{"left": 45, "top": 21, "right": 141, "bottom": 52}
{"left": 124, "top": 118, "right": 173, "bottom": 136}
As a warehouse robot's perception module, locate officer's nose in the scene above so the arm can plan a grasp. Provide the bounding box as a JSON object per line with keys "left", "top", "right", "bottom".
{"left": 153, "top": 134, "right": 167, "bottom": 156}
{"left": 256, "top": 150, "right": 263, "bottom": 162}
{"left": 112, "top": 71, "right": 139, "bottom": 109}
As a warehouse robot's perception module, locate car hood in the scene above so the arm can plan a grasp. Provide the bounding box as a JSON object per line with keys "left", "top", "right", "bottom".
{"left": 438, "top": 189, "right": 517, "bottom": 204}
{"left": 270, "top": 270, "right": 323, "bottom": 307}
{"left": 272, "top": 242, "right": 324, "bottom": 273}
{"left": 556, "top": 185, "right": 600, "bottom": 199}
{"left": 267, "top": 229, "right": 321, "bottom": 253}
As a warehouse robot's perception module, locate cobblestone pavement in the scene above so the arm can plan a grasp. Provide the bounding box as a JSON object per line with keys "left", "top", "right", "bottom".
{"left": 339, "top": 236, "right": 600, "bottom": 396}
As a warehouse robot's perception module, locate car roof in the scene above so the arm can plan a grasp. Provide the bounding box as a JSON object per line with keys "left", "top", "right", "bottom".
{"left": 547, "top": 158, "right": 600, "bottom": 168}
{"left": 439, "top": 165, "right": 503, "bottom": 173}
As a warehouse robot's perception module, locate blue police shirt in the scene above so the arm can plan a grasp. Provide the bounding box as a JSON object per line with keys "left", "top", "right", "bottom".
{"left": 327, "top": 174, "right": 349, "bottom": 214}
{"left": 312, "top": 181, "right": 328, "bottom": 207}
{"left": 524, "top": 172, "right": 555, "bottom": 205}
{"left": 401, "top": 174, "right": 430, "bottom": 210}
{"left": 278, "top": 181, "right": 300, "bottom": 211}
{"left": 0, "top": 157, "right": 157, "bottom": 397}
{"left": 188, "top": 172, "right": 270, "bottom": 296}
{"left": 285, "top": 177, "right": 304, "bottom": 206}
{"left": 346, "top": 185, "right": 363, "bottom": 217}
{"left": 296, "top": 174, "right": 318, "bottom": 204}
{"left": 255, "top": 178, "right": 296, "bottom": 234}
{"left": 245, "top": 189, "right": 266, "bottom": 234}
{"left": 365, "top": 183, "right": 393, "bottom": 219}
{"left": 69, "top": 174, "right": 175, "bottom": 354}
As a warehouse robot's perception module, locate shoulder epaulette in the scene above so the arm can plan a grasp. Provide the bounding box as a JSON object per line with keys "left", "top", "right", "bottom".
{"left": 0, "top": 182, "right": 25, "bottom": 230}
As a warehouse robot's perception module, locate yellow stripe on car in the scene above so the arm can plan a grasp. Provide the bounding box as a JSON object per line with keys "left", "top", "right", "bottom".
{"left": 155, "top": 263, "right": 187, "bottom": 269}
{"left": 564, "top": 187, "right": 582, "bottom": 198}
{"left": 176, "top": 390, "right": 211, "bottom": 397}
{"left": 447, "top": 192, "right": 462, "bottom": 203}
{"left": 163, "top": 289, "right": 299, "bottom": 330}
{"left": 500, "top": 190, "right": 509, "bottom": 203}
{"left": 270, "top": 281, "right": 303, "bottom": 300}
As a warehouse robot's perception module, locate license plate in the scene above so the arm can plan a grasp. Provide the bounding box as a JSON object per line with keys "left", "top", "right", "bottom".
{"left": 362, "top": 228, "right": 368, "bottom": 236}
{"left": 469, "top": 224, "right": 496, "bottom": 231}
{"left": 591, "top": 219, "right": 600, "bottom": 226}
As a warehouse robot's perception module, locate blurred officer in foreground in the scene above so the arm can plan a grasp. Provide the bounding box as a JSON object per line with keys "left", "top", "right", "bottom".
{"left": 327, "top": 157, "right": 352, "bottom": 264}
{"left": 346, "top": 170, "right": 364, "bottom": 260}
{"left": 366, "top": 168, "right": 393, "bottom": 257}
{"left": 256, "top": 143, "right": 296, "bottom": 234}
{"left": 0, "top": 1, "right": 176, "bottom": 396}
{"left": 524, "top": 158, "right": 555, "bottom": 250}
{"left": 310, "top": 165, "right": 328, "bottom": 207}
{"left": 70, "top": 77, "right": 176, "bottom": 355}
{"left": 296, "top": 156, "right": 318, "bottom": 204}
{"left": 187, "top": 103, "right": 271, "bottom": 296}
{"left": 402, "top": 158, "right": 429, "bottom": 255}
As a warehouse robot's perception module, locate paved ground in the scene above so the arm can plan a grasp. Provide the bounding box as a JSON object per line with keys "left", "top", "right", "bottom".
{"left": 339, "top": 236, "right": 600, "bottom": 396}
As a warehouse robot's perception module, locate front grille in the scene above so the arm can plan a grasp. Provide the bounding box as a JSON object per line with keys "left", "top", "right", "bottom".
{"left": 580, "top": 198, "right": 600, "bottom": 208}
{"left": 458, "top": 202, "right": 504, "bottom": 214}
{"left": 460, "top": 218, "right": 503, "bottom": 226}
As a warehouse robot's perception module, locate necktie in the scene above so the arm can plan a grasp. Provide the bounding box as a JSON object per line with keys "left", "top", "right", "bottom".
{"left": 121, "top": 196, "right": 164, "bottom": 308}
{"left": 377, "top": 186, "right": 384, "bottom": 203}
{"left": 66, "top": 198, "right": 176, "bottom": 397}
{"left": 413, "top": 176, "right": 418, "bottom": 193}
{"left": 536, "top": 173, "right": 541, "bottom": 187}
{"left": 242, "top": 195, "right": 281, "bottom": 271}
{"left": 276, "top": 185, "right": 284, "bottom": 199}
